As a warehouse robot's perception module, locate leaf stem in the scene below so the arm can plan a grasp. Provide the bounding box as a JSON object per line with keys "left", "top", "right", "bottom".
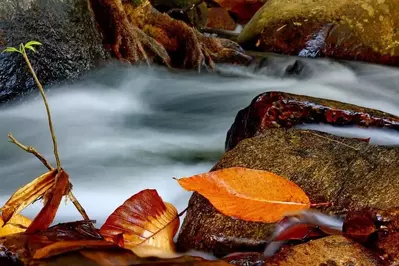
{"left": 21, "top": 45, "right": 61, "bottom": 172}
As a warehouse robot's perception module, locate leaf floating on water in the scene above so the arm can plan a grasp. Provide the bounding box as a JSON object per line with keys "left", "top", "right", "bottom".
{"left": 26, "top": 169, "right": 71, "bottom": 233}
{"left": 100, "top": 189, "right": 179, "bottom": 258}
{"left": 0, "top": 214, "right": 31, "bottom": 237}
{"left": 177, "top": 167, "right": 310, "bottom": 223}
{"left": 1, "top": 170, "right": 57, "bottom": 225}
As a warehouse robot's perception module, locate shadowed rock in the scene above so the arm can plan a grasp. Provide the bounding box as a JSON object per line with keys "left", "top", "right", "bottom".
{"left": 0, "top": 0, "right": 110, "bottom": 103}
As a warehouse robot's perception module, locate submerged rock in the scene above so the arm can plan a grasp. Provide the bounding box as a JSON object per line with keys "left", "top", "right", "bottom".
{"left": 0, "top": 0, "right": 109, "bottom": 103}
{"left": 238, "top": 0, "right": 399, "bottom": 66}
{"left": 177, "top": 128, "right": 399, "bottom": 256}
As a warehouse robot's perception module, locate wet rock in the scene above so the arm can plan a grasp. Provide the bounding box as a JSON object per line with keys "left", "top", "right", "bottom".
{"left": 225, "top": 92, "right": 399, "bottom": 151}
{"left": 264, "top": 236, "right": 382, "bottom": 266}
{"left": 224, "top": 236, "right": 383, "bottom": 265}
{"left": 238, "top": 0, "right": 399, "bottom": 66}
{"left": 210, "top": 0, "right": 266, "bottom": 24}
{"left": 253, "top": 57, "right": 313, "bottom": 79}
{"left": 0, "top": 0, "right": 110, "bottom": 103}
{"left": 343, "top": 208, "right": 399, "bottom": 264}
{"left": 206, "top": 7, "right": 236, "bottom": 31}
{"left": 177, "top": 128, "right": 399, "bottom": 255}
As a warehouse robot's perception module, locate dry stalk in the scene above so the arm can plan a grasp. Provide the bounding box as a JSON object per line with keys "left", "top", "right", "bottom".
{"left": 5, "top": 43, "right": 92, "bottom": 223}
{"left": 21, "top": 45, "right": 61, "bottom": 172}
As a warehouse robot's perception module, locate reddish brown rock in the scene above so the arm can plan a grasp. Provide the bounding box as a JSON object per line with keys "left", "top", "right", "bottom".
{"left": 210, "top": 0, "right": 266, "bottom": 23}
{"left": 206, "top": 7, "right": 236, "bottom": 30}
{"left": 225, "top": 91, "right": 399, "bottom": 151}
{"left": 344, "top": 208, "right": 399, "bottom": 264}
{"left": 238, "top": 0, "right": 399, "bottom": 66}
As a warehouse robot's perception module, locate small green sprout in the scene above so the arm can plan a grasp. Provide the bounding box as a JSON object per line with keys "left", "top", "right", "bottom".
{"left": 2, "top": 40, "right": 42, "bottom": 54}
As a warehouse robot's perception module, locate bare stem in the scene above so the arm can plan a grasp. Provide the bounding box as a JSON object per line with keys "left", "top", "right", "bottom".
{"left": 67, "top": 192, "right": 91, "bottom": 221}
{"left": 22, "top": 46, "right": 61, "bottom": 172}
{"left": 8, "top": 133, "right": 91, "bottom": 222}
{"left": 8, "top": 133, "right": 53, "bottom": 171}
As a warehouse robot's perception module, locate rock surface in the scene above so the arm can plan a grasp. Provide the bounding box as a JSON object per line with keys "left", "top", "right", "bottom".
{"left": 225, "top": 91, "right": 399, "bottom": 151}
{"left": 238, "top": 0, "right": 399, "bottom": 66}
{"left": 0, "top": 0, "right": 109, "bottom": 103}
{"left": 263, "top": 236, "right": 382, "bottom": 266}
{"left": 177, "top": 128, "right": 399, "bottom": 256}
{"left": 224, "top": 236, "right": 383, "bottom": 266}
{"left": 211, "top": 0, "right": 266, "bottom": 23}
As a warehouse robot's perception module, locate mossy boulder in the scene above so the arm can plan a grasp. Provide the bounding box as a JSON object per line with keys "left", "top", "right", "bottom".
{"left": 0, "top": 0, "right": 109, "bottom": 103}
{"left": 238, "top": 0, "right": 399, "bottom": 66}
{"left": 177, "top": 128, "right": 399, "bottom": 256}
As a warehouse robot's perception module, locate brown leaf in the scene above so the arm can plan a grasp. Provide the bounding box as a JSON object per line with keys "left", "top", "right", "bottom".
{"left": 33, "top": 240, "right": 117, "bottom": 259}
{"left": 0, "top": 214, "right": 31, "bottom": 237}
{"left": 177, "top": 167, "right": 310, "bottom": 223}
{"left": 100, "top": 189, "right": 179, "bottom": 258}
{"left": 1, "top": 170, "right": 57, "bottom": 225}
{"left": 26, "top": 169, "right": 70, "bottom": 233}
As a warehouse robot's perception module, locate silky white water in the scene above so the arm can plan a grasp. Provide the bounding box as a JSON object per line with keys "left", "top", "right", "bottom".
{"left": 0, "top": 55, "right": 398, "bottom": 226}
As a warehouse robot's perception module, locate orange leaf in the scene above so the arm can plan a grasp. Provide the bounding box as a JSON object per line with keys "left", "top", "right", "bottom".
{"left": 177, "top": 167, "right": 310, "bottom": 223}
{"left": 26, "top": 169, "right": 70, "bottom": 233}
{"left": 1, "top": 170, "right": 57, "bottom": 225}
{"left": 0, "top": 214, "right": 31, "bottom": 237}
{"left": 100, "top": 189, "right": 179, "bottom": 258}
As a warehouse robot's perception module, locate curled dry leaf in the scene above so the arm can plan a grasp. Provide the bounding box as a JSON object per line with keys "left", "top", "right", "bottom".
{"left": 26, "top": 169, "right": 71, "bottom": 233}
{"left": 0, "top": 214, "right": 31, "bottom": 237}
{"left": 177, "top": 167, "right": 310, "bottom": 223}
{"left": 33, "top": 239, "right": 117, "bottom": 259}
{"left": 1, "top": 170, "right": 57, "bottom": 225}
{"left": 100, "top": 189, "right": 179, "bottom": 258}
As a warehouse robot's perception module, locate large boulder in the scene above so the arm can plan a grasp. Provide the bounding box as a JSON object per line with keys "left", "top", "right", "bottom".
{"left": 177, "top": 128, "right": 399, "bottom": 256}
{"left": 238, "top": 0, "right": 399, "bottom": 66}
{"left": 0, "top": 0, "right": 110, "bottom": 103}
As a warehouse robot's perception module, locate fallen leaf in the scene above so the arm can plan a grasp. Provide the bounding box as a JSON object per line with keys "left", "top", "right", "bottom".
{"left": 177, "top": 167, "right": 310, "bottom": 223}
{"left": 26, "top": 169, "right": 70, "bottom": 233}
{"left": 33, "top": 239, "right": 117, "bottom": 259}
{"left": 1, "top": 170, "right": 57, "bottom": 225}
{"left": 0, "top": 220, "right": 103, "bottom": 264}
{"left": 100, "top": 189, "right": 179, "bottom": 258}
{"left": 0, "top": 214, "right": 31, "bottom": 237}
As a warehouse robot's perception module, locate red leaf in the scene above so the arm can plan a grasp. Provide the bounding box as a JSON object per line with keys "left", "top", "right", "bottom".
{"left": 26, "top": 169, "right": 70, "bottom": 233}
{"left": 100, "top": 189, "right": 179, "bottom": 258}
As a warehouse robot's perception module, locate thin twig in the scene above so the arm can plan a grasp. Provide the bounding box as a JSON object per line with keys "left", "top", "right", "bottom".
{"left": 8, "top": 133, "right": 53, "bottom": 170}
{"left": 22, "top": 45, "right": 61, "bottom": 172}
{"left": 67, "top": 192, "right": 91, "bottom": 221}
{"left": 8, "top": 133, "right": 91, "bottom": 222}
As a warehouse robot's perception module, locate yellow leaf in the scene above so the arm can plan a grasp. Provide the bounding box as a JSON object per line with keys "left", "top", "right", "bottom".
{"left": 1, "top": 170, "right": 57, "bottom": 225}
{"left": 0, "top": 214, "right": 31, "bottom": 237}
{"left": 177, "top": 167, "right": 310, "bottom": 223}
{"left": 100, "top": 189, "right": 179, "bottom": 258}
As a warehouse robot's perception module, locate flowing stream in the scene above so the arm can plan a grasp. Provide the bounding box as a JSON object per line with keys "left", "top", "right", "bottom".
{"left": 0, "top": 55, "right": 399, "bottom": 226}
